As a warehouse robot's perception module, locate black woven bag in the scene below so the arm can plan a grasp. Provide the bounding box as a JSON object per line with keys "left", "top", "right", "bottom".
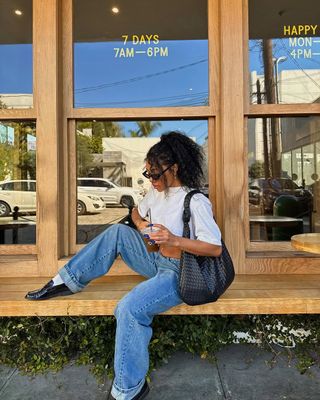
{"left": 179, "top": 190, "right": 235, "bottom": 306}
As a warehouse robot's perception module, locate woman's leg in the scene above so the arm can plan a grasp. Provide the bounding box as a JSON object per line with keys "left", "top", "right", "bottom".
{"left": 111, "top": 256, "right": 182, "bottom": 400}
{"left": 59, "top": 224, "right": 158, "bottom": 293}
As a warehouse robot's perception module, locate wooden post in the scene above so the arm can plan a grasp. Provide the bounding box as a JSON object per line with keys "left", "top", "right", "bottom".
{"left": 34, "top": 0, "right": 60, "bottom": 275}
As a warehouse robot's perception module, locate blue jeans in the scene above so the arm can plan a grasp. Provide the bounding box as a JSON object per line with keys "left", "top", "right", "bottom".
{"left": 59, "top": 224, "right": 182, "bottom": 400}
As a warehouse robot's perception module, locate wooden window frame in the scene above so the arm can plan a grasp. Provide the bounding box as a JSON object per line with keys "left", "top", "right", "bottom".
{"left": 61, "top": 0, "right": 221, "bottom": 258}
{"left": 242, "top": 0, "right": 320, "bottom": 272}
{"left": 0, "top": 0, "right": 60, "bottom": 277}
{"left": 2, "top": 0, "right": 319, "bottom": 278}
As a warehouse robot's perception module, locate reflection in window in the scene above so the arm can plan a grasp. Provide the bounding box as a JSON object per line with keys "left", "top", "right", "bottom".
{"left": 0, "top": 121, "right": 36, "bottom": 244}
{"left": 73, "top": 0, "right": 208, "bottom": 108}
{"left": 76, "top": 120, "right": 208, "bottom": 244}
{"left": 249, "top": 0, "right": 320, "bottom": 104}
{"left": 0, "top": 0, "right": 33, "bottom": 109}
{"left": 248, "top": 116, "right": 320, "bottom": 241}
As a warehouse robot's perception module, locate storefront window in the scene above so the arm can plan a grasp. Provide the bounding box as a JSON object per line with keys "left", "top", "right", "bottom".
{"left": 76, "top": 120, "right": 208, "bottom": 243}
{"left": 0, "top": 121, "right": 36, "bottom": 244}
{"left": 248, "top": 116, "right": 320, "bottom": 241}
{"left": 0, "top": 0, "right": 33, "bottom": 109}
{"left": 73, "top": 0, "right": 208, "bottom": 108}
{"left": 249, "top": 0, "right": 320, "bottom": 104}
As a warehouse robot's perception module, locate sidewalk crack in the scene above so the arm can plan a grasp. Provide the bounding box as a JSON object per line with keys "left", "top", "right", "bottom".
{"left": 0, "top": 368, "right": 18, "bottom": 396}
{"left": 216, "top": 360, "right": 228, "bottom": 400}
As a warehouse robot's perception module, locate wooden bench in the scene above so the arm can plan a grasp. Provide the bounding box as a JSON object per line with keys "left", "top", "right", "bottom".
{"left": 1, "top": 274, "right": 320, "bottom": 316}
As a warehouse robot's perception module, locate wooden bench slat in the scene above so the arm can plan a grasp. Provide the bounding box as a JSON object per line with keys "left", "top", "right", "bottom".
{"left": 0, "top": 275, "right": 319, "bottom": 316}
{"left": 3, "top": 282, "right": 320, "bottom": 292}
{"left": 2, "top": 274, "right": 320, "bottom": 284}
{"left": 0, "top": 299, "right": 319, "bottom": 316}
{"left": 1, "top": 288, "right": 319, "bottom": 301}
{"left": 2, "top": 275, "right": 320, "bottom": 291}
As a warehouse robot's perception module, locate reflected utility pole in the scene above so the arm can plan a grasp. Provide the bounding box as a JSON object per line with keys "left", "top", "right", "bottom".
{"left": 273, "top": 56, "right": 287, "bottom": 104}
{"left": 262, "top": 39, "right": 281, "bottom": 177}
{"left": 256, "top": 79, "right": 270, "bottom": 178}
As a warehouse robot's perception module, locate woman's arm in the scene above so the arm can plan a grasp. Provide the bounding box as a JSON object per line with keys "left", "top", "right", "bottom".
{"left": 149, "top": 224, "right": 222, "bottom": 257}
{"left": 176, "top": 236, "right": 222, "bottom": 257}
{"left": 131, "top": 207, "right": 150, "bottom": 231}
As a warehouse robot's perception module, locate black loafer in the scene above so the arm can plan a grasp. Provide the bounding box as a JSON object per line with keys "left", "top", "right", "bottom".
{"left": 25, "top": 280, "right": 73, "bottom": 301}
{"left": 107, "top": 381, "right": 149, "bottom": 400}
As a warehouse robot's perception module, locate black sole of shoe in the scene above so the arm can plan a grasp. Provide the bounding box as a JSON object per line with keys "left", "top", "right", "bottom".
{"left": 25, "top": 289, "right": 74, "bottom": 301}
{"left": 139, "top": 387, "right": 150, "bottom": 400}
{"left": 133, "top": 384, "right": 150, "bottom": 400}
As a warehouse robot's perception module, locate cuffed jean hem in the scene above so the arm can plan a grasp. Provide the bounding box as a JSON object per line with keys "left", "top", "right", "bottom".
{"left": 58, "top": 265, "right": 85, "bottom": 293}
{"left": 111, "top": 378, "right": 145, "bottom": 400}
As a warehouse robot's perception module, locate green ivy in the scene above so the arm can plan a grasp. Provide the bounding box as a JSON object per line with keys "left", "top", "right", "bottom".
{"left": 0, "top": 315, "right": 319, "bottom": 379}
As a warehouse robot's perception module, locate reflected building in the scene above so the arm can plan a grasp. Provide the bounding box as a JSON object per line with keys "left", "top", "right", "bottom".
{"left": 0, "top": 94, "right": 33, "bottom": 109}
{"left": 250, "top": 69, "right": 320, "bottom": 105}
{"left": 102, "top": 137, "right": 159, "bottom": 190}
{"left": 249, "top": 68, "right": 320, "bottom": 181}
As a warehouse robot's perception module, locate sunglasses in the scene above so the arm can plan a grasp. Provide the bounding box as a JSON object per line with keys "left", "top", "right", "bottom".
{"left": 142, "top": 164, "right": 174, "bottom": 181}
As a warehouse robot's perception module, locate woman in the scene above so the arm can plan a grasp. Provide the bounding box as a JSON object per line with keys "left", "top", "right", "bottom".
{"left": 26, "top": 131, "right": 222, "bottom": 400}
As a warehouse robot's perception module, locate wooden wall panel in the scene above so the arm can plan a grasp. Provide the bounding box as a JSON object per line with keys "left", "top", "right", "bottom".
{"left": 249, "top": 104, "right": 320, "bottom": 116}
{"left": 34, "top": 0, "right": 59, "bottom": 275}
{"left": 59, "top": 0, "right": 73, "bottom": 259}
{"left": 0, "top": 109, "right": 35, "bottom": 119}
{"left": 220, "top": 0, "right": 246, "bottom": 272}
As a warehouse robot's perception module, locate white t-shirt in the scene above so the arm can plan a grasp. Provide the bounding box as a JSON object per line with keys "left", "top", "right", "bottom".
{"left": 138, "top": 186, "right": 221, "bottom": 246}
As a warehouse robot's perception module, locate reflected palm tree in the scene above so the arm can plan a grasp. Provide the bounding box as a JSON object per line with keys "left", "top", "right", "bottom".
{"left": 129, "top": 121, "right": 161, "bottom": 137}
{"left": 0, "top": 100, "right": 7, "bottom": 109}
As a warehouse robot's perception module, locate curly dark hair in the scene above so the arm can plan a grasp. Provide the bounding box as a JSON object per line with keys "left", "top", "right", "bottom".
{"left": 145, "top": 131, "right": 205, "bottom": 189}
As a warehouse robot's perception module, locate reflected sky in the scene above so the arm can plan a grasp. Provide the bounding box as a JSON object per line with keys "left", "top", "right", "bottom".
{"left": 74, "top": 40, "right": 208, "bottom": 108}
{"left": 250, "top": 38, "right": 320, "bottom": 75}
{"left": 0, "top": 44, "right": 32, "bottom": 93}
{"left": 249, "top": 38, "right": 320, "bottom": 104}
{"left": 115, "top": 120, "right": 207, "bottom": 144}
{"left": 77, "top": 120, "right": 208, "bottom": 145}
{"left": 249, "top": 0, "right": 320, "bottom": 104}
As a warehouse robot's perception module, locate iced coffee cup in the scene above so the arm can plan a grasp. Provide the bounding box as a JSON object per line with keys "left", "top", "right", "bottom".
{"left": 141, "top": 226, "right": 160, "bottom": 252}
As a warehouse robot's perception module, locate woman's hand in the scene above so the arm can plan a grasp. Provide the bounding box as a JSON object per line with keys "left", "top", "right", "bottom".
{"left": 148, "top": 224, "right": 180, "bottom": 247}
{"left": 136, "top": 220, "right": 150, "bottom": 231}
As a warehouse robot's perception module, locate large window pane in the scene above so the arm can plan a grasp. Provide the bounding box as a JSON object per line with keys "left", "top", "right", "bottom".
{"left": 76, "top": 120, "right": 208, "bottom": 244}
{"left": 248, "top": 116, "right": 320, "bottom": 241}
{"left": 0, "top": 1, "right": 33, "bottom": 109}
{"left": 73, "top": 0, "right": 208, "bottom": 108}
{"left": 0, "top": 121, "right": 36, "bottom": 244}
{"left": 249, "top": 0, "right": 320, "bottom": 104}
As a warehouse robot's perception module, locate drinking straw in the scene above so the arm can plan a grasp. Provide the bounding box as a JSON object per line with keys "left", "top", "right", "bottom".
{"left": 148, "top": 208, "right": 152, "bottom": 231}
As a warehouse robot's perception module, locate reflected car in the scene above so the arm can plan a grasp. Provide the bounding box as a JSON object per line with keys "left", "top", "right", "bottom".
{"left": 77, "top": 177, "right": 143, "bottom": 206}
{"left": 248, "top": 178, "right": 313, "bottom": 214}
{"left": 0, "top": 180, "right": 106, "bottom": 217}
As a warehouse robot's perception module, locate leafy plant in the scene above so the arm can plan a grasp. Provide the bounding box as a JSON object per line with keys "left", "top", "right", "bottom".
{"left": 0, "top": 315, "right": 318, "bottom": 379}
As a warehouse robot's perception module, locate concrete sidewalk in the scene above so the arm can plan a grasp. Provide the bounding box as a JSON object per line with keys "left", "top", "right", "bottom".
{"left": 0, "top": 344, "right": 319, "bottom": 400}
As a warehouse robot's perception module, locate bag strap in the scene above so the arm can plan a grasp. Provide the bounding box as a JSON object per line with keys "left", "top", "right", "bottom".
{"left": 182, "top": 189, "right": 203, "bottom": 238}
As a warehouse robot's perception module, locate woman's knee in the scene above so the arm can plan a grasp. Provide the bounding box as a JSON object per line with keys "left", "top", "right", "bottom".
{"left": 106, "top": 223, "right": 132, "bottom": 238}
{"left": 114, "top": 291, "right": 143, "bottom": 322}
{"left": 114, "top": 295, "right": 133, "bottom": 320}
